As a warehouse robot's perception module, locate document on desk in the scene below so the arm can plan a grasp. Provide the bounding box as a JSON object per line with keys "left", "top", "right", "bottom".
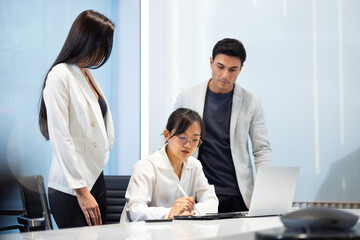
{"left": 174, "top": 211, "right": 280, "bottom": 220}
{"left": 174, "top": 212, "right": 245, "bottom": 220}
{"left": 145, "top": 218, "right": 173, "bottom": 223}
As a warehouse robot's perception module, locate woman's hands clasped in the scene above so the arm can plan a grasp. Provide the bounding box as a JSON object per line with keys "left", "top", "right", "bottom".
{"left": 76, "top": 187, "right": 102, "bottom": 226}
{"left": 168, "top": 196, "right": 196, "bottom": 219}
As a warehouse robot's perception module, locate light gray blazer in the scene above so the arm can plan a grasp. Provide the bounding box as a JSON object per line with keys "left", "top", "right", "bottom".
{"left": 174, "top": 81, "right": 271, "bottom": 208}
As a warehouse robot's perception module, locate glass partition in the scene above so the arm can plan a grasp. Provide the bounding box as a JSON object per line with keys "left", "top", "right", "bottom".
{"left": 143, "top": 0, "right": 360, "bottom": 202}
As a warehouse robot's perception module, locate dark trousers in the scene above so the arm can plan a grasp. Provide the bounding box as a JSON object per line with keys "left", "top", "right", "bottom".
{"left": 48, "top": 172, "right": 107, "bottom": 229}
{"left": 218, "top": 195, "right": 248, "bottom": 213}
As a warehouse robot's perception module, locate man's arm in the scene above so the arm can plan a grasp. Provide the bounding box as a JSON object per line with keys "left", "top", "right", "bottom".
{"left": 173, "top": 91, "right": 185, "bottom": 110}
{"left": 249, "top": 99, "right": 272, "bottom": 171}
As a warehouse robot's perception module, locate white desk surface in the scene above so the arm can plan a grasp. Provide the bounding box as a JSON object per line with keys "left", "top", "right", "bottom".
{"left": 2, "top": 216, "right": 283, "bottom": 240}
{"left": 3, "top": 209, "right": 360, "bottom": 240}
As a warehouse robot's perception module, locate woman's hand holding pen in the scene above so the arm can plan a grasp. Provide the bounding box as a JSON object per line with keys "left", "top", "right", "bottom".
{"left": 168, "top": 196, "right": 196, "bottom": 219}
{"left": 76, "top": 187, "right": 102, "bottom": 226}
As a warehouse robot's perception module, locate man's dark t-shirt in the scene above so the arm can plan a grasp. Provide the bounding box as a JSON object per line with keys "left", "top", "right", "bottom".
{"left": 198, "top": 87, "right": 241, "bottom": 196}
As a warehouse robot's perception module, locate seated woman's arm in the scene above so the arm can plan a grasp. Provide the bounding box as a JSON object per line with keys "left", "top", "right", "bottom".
{"left": 125, "top": 161, "right": 172, "bottom": 221}
{"left": 193, "top": 161, "right": 219, "bottom": 214}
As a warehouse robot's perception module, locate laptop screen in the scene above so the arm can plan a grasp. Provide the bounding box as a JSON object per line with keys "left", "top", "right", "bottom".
{"left": 248, "top": 166, "right": 300, "bottom": 216}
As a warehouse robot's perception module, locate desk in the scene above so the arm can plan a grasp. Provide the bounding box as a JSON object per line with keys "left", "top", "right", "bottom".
{"left": 1, "top": 217, "right": 283, "bottom": 240}
{"left": 2, "top": 210, "right": 360, "bottom": 240}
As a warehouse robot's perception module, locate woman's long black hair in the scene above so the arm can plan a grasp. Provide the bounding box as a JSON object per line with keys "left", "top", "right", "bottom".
{"left": 38, "top": 10, "right": 115, "bottom": 140}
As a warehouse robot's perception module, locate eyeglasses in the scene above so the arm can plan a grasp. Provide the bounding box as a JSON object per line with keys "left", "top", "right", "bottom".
{"left": 175, "top": 135, "right": 202, "bottom": 148}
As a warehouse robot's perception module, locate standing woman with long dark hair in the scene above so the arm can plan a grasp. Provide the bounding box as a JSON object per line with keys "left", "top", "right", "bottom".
{"left": 38, "top": 10, "right": 115, "bottom": 228}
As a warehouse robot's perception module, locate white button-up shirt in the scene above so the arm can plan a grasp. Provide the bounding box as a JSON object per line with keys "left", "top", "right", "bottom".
{"left": 123, "top": 145, "right": 218, "bottom": 222}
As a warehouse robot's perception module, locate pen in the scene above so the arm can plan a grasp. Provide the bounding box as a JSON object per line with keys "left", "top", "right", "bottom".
{"left": 176, "top": 183, "right": 201, "bottom": 215}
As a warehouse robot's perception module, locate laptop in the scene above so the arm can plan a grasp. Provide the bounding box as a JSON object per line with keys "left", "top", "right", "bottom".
{"left": 245, "top": 166, "right": 300, "bottom": 217}
{"left": 174, "top": 166, "right": 300, "bottom": 220}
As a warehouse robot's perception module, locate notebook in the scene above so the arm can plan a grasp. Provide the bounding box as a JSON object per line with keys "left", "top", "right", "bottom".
{"left": 174, "top": 166, "right": 300, "bottom": 220}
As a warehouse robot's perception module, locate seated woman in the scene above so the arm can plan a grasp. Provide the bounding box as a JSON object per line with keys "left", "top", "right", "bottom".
{"left": 121, "top": 108, "right": 218, "bottom": 222}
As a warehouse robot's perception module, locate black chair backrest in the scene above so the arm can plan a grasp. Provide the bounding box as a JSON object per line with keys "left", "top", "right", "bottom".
{"left": 104, "top": 175, "right": 130, "bottom": 224}
{"left": 18, "top": 175, "right": 53, "bottom": 230}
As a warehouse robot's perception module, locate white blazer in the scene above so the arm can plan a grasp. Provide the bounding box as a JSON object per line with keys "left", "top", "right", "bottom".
{"left": 174, "top": 81, "right": 271, "bottom": 208}
{"left": 43, "top": 63, "right": 114, "bottom": 196}
{"left": 121, "top": 145, "right": 218, "bottom": 222}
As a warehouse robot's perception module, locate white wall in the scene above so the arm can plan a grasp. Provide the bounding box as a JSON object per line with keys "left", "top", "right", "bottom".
{"left": 142, "top": 0, "right": 360, "bottom": 202}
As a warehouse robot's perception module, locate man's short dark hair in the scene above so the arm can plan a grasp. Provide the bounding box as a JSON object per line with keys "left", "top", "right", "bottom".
{"left": 212, "top": 38, "right": 246, "bottom": 66}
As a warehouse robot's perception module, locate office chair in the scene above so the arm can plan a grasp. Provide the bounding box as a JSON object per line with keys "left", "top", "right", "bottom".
{"left": 17, "top": 175, "right": 53, "bottom": 231}
{"left": 104, "top": 175, "right": 130, "bottom": 224}
{"left": 0, "top": 176, "right": 25, "bottom": 233}
{"left": 0, "top": 210, "right": 25, "bottom": 232}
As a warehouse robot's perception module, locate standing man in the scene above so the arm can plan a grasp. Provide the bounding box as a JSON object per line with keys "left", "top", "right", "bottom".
{"left": 174, "top": 38, "right": 271, "bottom": 213}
